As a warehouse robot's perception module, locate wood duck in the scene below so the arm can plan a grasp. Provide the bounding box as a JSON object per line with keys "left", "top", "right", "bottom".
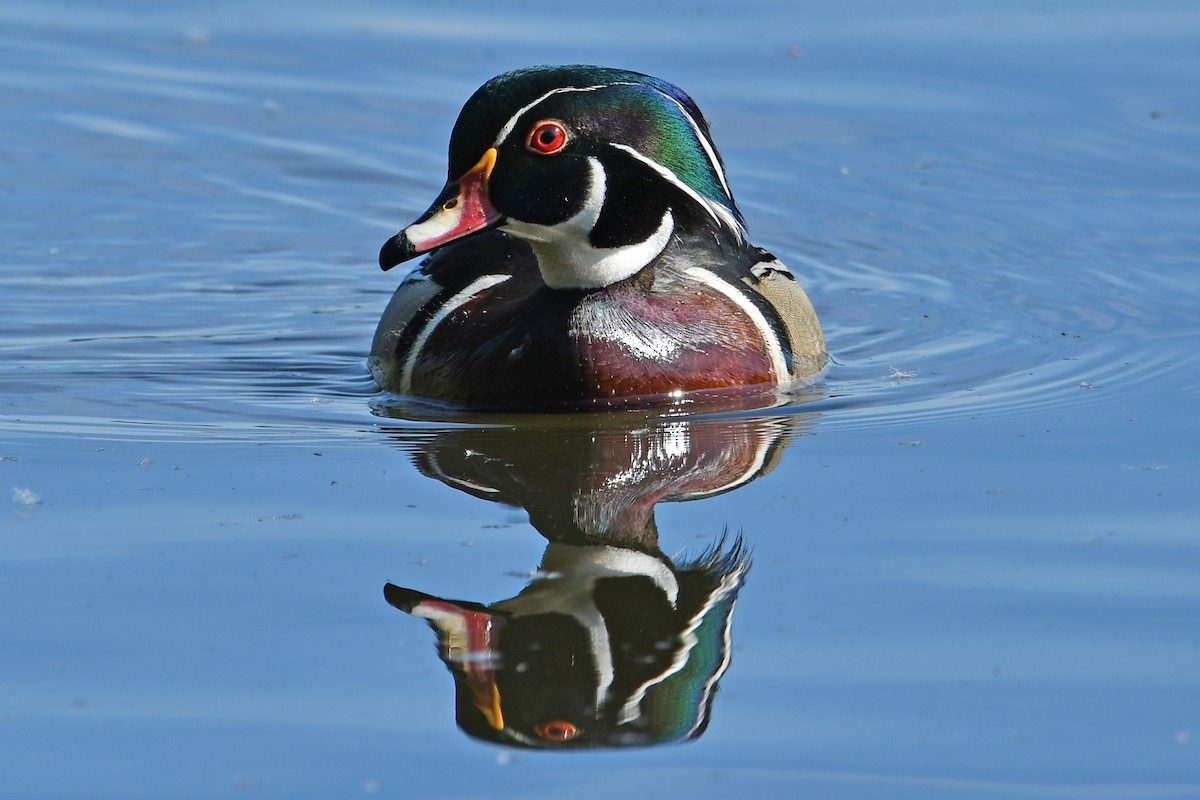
{"left": 372, "top": 65, "right": 826, "bottom": 410}
{"left": 385, "top": 541, "right": 748, "bottom": 748}
{"left": 382, "top": 412, "right": 801, "bottom": 747}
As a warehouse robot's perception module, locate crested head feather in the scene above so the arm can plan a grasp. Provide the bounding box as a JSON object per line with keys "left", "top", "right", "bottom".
{"left": 450, "top": 65, "right": 747, "bottom": 241}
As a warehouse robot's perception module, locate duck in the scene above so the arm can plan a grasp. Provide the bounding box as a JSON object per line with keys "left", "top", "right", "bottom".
{"left": 381, "top": 413, "right": 781, "bottom": 747}
{"left": 371, "top": 65, "right": 826, "bottom": 410}
{"left": 385, "top": 539, "right": 748, "bottom": 749}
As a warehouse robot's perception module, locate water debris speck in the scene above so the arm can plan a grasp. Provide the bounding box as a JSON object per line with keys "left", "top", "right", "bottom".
{"left": 183, "top": 26, "right": 210, "bottom": 46}
{"left": 12, "top": 487, "right": 42, "bottom": 507}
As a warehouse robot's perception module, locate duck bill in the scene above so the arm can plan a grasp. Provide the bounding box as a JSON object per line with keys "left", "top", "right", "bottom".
{"left": 385, "top": 584, "right": 507, "bottom": 732}
{"left": 379, "top": 148, "right": 502, "bottom": 271}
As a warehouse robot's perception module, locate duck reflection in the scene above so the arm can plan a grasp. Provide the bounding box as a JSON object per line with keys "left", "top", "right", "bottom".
{"left": 381, "top": 408, "right": 809, "bottom": 749}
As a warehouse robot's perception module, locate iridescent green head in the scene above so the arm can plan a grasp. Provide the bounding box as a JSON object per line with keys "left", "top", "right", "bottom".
{"left": 380, "top": 65, "right": 748, "bottom": 289}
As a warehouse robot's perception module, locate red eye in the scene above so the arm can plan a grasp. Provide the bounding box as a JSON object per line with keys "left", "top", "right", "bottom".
{"left": 534, "top": 720, "right": 578, "bottom": 741}
{"left": 526, "top": 120, "right": 569, "bottom": 155}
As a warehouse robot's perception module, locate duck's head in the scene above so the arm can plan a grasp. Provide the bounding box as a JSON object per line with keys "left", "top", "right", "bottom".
{"left": 379, "top": 65, "right": 747, "bottom": 289}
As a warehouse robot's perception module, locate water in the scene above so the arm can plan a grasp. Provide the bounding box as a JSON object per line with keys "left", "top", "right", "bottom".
{"left": 2, "top": 1, "right": 1199, "bottom": 797}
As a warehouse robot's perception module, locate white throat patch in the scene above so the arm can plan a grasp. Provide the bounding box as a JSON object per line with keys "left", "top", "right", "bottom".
{"left": 503, "top": 157, "right": 674, "bottom": 290}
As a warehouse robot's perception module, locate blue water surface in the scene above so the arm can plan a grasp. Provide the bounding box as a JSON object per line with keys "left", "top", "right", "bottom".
{"left": 2, "top": 1, "right": 1199, "bottom": 798}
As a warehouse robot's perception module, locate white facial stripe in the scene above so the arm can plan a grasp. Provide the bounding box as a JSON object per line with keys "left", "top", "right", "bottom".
{"left": 683, "top": 266, "right": 789, "bottom": 382}
{"left": 609, "top": 143, "right": 717, "bottom": 226}
{"left": 399, "top": 274, "right": 510, "bottom": 394}
{"left": 507, "top": 155, "right": 606, "bottom": 245}
{"left": 652, "top": 91, "right": 733, "bottom": 201}
{"left": 504, "top": 157, "right": 675, "bottom": 289}
{"left": 492, "top": 82, "right": 638, "bottom": 148}
{"left": 492, "top": 79, "right": 740, "bottom": 239}
{"left": 492, "top": 78, "right": 732, "bottom": 199}
{"left": 510, "top": 209, "right": 675, "bottom": 289}
{"left": 608, "top": 143, "right": 744, "bottom": 238}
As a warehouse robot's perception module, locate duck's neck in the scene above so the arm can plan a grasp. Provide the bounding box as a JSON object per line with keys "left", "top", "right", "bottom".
{"left": 501, "top": 155, "right": 680, "bottom": 290}
{"left": 506, "top": 210, "right": 674, "bottom": 290}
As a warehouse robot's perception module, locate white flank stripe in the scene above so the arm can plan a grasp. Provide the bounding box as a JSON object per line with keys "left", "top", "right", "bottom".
{"left": 684, "top": 266, "right": 789, "bottom": 382}
{"left": 674, "top": 420, "right": 783, "bottom": 501}
{"left": 399, "top": 274, "right": 511, "bottom": 395}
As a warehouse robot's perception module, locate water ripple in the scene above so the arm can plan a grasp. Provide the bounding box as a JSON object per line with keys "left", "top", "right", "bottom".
{"left": 2, "top": 5, "right": 1195, "bottom": 446}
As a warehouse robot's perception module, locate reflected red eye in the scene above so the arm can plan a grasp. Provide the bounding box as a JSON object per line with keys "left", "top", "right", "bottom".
{"left": 534, "top": 720, "right": 578, "bottom": 741}
{"left": 526, "top": 120, "right": 569, "bottom": 155}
